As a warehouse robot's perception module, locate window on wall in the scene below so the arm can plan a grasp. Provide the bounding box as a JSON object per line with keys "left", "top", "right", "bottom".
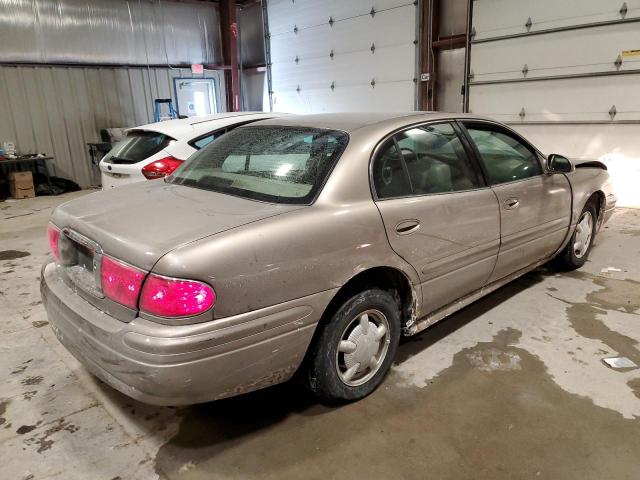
{"left": 465, "top": 125, "right": 542, "bottom": 184}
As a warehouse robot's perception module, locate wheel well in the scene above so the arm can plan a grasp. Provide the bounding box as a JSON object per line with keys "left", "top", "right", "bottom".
{"left": 587, "top": 190, "right": 605, "bottom": 224}
{"left": 319, "top": 267, "right": 415, "bottom": 333}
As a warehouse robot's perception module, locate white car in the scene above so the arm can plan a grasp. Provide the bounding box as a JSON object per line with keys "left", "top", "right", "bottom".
{"left": 99, "top": 112, "right": 280, "bottom": 189}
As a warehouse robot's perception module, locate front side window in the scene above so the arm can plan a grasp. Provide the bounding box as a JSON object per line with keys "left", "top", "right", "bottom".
{"left": 465, "top": 125, "right": 542, "bottom": 184}
{"left": 168, "top": 126, "right": 349, "bottom": 204}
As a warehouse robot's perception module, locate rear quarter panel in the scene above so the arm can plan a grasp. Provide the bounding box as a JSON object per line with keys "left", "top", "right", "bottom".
{"left": 152, "top": 200, "right": 421, "bottom": 319}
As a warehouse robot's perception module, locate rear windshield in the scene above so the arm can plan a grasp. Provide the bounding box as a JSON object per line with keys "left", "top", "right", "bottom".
{"left": 167, "top": 126, "right": 349, "bottom": 204}
{"left": 103, "top": 131, "right": 173, "bottom": 164}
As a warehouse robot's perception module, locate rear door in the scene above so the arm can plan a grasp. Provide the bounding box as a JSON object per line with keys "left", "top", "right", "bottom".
{"left": 460, "top": 121, "right": 572, "bottom": 281}
{"left": 372, "top": 122, "right": 501, "bottom": 315}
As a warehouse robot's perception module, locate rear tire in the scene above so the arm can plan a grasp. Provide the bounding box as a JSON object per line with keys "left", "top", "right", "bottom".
{"left": 554, "top": 201, "right": 597, "bottom": 270}
{"left": 305, "top": 289, "right": 401, "bottom": 404}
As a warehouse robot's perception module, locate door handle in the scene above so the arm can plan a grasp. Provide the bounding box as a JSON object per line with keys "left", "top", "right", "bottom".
{"left": 504, "top": 198, "right": 520, "bottom": 210}
{"left": 396, "top": 220, "right": 420, "bottom": 235}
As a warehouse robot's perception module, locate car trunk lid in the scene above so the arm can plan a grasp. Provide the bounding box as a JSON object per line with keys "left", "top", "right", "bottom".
{"left": 51, "top": 180, "right": 303, "bottom": 272}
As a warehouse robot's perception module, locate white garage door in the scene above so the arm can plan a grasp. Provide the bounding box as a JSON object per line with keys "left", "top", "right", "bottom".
{"left": 267, "top": 0, "right": 417, "bottom": 113}
{"left": 469, "top": 0, "right": 640, "bottom": 207}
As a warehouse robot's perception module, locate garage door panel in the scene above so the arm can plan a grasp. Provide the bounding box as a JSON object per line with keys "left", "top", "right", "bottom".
{"left": 272, "top": 43, "right": 415, "bottom": 91}
{"left": 268, "top": 0, "right": 411, "bottom": 34}
{"left": 474, "top": 0, "right": 640, "bottom": 40}
{"left": 470, "top": 75, "right": 640, "bottom": 122}
{"left": 268, "top": 0, "right": 417, "bottom": 113}
{"left": 270, "top": 6, "right": 415, "bottom": 64}
{"left": 472, "top": 23, "right": 640, "bottom": 81}
{"left": 272, "top": 80, "right": 415, "bottom": 113}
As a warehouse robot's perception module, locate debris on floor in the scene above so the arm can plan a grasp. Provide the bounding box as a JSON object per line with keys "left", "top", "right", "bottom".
{"left": 603, "top": 357, "right": 638, "bottom": 370}
{"left": 600, "top": 266, "right": 623, "bottom": 275}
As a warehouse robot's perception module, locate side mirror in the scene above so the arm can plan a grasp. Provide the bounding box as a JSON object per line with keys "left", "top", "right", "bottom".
{"left": 548, "top": 154, "right": 573, "bottom": 173}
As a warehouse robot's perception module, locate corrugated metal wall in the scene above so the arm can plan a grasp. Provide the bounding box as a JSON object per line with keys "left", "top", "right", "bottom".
{"left": 0, "top": 0, "right": 222, "bottom": 65}
{"left": 0, "top": 65, "right": 225, "bottom": 188}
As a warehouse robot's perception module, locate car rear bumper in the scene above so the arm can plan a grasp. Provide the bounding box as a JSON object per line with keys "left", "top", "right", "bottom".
{"left": 100, "top": 170, "right": 145, "bottom": 189}
{"left": 41, "top": 262, "right": 333, "bottom": 405}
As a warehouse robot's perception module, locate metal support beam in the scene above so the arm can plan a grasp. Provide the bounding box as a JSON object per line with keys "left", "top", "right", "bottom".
{"left": 419, "top": 0, "right": 472, "bottom": 111}
{"left": 432, "top": 34, "right": 467, "bottom": 49}
{"left": 418, "top": 0, "right": 438, "bottom": 110}
{"left": 262, "top": 0, "right": 273, "bottom": 112}
{"left": 463, "top": 0, "right": 472, "bottom": 113}
{"left": 220, "top": 0, "right": 241, "bottom": 111}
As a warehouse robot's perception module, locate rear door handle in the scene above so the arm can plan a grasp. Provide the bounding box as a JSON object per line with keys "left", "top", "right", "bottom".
{"left": 504, "top": 198, "right": 520, "bottom": 210}
{"left": 396, "top": 219, "right": 420, "bottom": 235}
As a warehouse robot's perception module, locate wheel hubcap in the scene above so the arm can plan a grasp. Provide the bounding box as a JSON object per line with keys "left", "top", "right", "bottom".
{"left": 573, "top": 211, "right": 593, "bottom": 259}
{"left": 335, "top": 309, "right": 391, "bottom": 387}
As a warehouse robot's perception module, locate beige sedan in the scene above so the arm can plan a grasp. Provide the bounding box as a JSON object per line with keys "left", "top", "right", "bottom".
{"left": 42, "top": 112, "right": 616, "bottom": 405}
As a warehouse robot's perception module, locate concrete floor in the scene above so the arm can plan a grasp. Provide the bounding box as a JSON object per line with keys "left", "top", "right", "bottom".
{"left": 1, "top": 191, "right": 640, "bottom": 480}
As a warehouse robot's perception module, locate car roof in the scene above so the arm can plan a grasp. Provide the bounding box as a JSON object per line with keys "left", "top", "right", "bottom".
{"left": 251, "top": 112, "right": 494, "bottom": 133}
{"left": 129, "top": 112, "right": 287, "bottom": 138}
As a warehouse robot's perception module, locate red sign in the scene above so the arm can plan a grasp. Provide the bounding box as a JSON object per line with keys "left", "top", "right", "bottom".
{"left": 191, "top": 64, "right": 204, "bottom": 74}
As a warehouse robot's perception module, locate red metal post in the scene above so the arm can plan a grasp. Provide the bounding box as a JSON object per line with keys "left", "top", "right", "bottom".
{"left": 220, "top": 0, "right": 241, "bottom": 111}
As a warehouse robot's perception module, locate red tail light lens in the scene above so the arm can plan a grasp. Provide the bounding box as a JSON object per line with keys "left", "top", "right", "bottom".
{"left": 101, "top": 256, "right": 146, "bottom": 309}
{"left": 47, "top": 223, "right": 61, "bottom": 261}
{"left": 141, "top": 156, "right": 183, "bottom": 179}
{"left": 139, "top": 274, "right": 215, "bottom": 318}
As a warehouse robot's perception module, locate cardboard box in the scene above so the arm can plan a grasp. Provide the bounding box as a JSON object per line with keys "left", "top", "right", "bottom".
{"left": 9, "top": 171, "right": 36, "bottom": 199}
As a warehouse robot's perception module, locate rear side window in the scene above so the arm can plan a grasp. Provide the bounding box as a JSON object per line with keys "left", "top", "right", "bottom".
{"left": 103, "top": 131, "right": 173, "bottom": 164}
{"left": 169, "top": 126, "right": 349, "bottom": 204}
{"left": 191, "top": 131, "right": 222, "bottom": 150}
{"left": 465, "top": 126, "right": 542, "bottom": 184}
{"left": 372, "top": 122, "right": 482, "bottom": 199}
{"left": 395, "top": 123, "right": 482, "bottom": 194}
{"left": 372, "top": 140, "right": 412, "bottom": 199}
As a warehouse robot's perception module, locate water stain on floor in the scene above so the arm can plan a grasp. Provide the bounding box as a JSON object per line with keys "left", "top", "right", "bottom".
{"left": 551, "top": 272, "right": 640, "bottom": 365}
{"left": 24, "top": 418, "right": 80, "bottom": 453}
{"left": 0, "top": 400, "right": 8, "bottom": 426}
{"left": 154, "top": 328, "right": 640, "bottom": 480}
{"left": 628, "top": 378, "right": 640, "bottom": 400}
{"left": 0, "top": 250, "right": 30, "bottom": 261}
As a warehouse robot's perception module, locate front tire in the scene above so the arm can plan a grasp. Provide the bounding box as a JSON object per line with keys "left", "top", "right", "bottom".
{"left": 555, "top": 201, "right": 597, "bottom": 270}
{"left": 305, "top": 289, "right": 401, "bottom": 404}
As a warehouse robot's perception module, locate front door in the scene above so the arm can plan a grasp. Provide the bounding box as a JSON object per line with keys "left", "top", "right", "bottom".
{"left": 461, "top": 122, "right": 572, "bottom": 282}
{"left": 372, "top": 122, "right": 501, "bottom": 315}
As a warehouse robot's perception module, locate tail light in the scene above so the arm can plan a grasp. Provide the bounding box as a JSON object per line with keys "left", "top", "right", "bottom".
{"left": 140, "top": 274, "right": 215, "bottom": 318}
{"left": 141, "top": 156, "right": 183, "bottom": 179}
{"left": 47, "top": 223, "right": 61, "bottom": 261}
{"left": 101, "top": 256, "right": 145, "bottom": 309}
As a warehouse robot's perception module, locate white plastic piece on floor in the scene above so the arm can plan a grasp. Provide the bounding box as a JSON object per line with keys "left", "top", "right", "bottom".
{"left": 602, "top": 357, "right": 638, "bottom": 369}
{"left": 600, "top": 266, "right": 622, "bottom": 274}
